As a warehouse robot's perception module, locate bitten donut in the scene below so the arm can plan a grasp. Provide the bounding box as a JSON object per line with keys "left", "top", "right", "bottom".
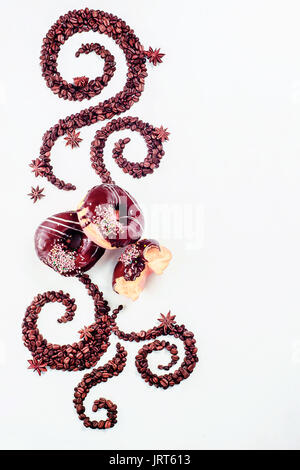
{"left": 113, "top": 239, "right": 172, "bottom": 300}
{"left": 35, "top": 211, "right": 105, "bottom": 276}
{"left": 77, "top": 184, "right": 144, "bottom": 250}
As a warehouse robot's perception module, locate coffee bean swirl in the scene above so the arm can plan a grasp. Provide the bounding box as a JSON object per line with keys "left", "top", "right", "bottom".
{"left": 22, "top": 274, "right": 112, "bottom": 371}
{"left": 36, "top": 7, "right": 166, "bottom": 190}
{"left": 90, "top": 116, "right": 166, "bottom": 183}
{"left": 111, "top": 309, "right": 198, "bottom": 390}
{"left": 73, "top": 343, "right": 127, "bottom": 429}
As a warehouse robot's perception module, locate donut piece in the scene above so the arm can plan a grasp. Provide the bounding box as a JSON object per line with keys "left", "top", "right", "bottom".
{"left": 77, "top": 184, "right": 144, "bottom": 249}
{"left": 35, "top": 211, "right": 105, "bottom": 276}
{"left": 113, "top": 239, "right": 172, "bottom": 301}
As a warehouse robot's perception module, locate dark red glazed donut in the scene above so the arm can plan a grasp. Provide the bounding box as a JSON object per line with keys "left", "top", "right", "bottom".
{"left": 77, "top": 184, "right": 144, "bottom": 249}
{"left": 35, "top": 211, "right": 105, "bottom": 276}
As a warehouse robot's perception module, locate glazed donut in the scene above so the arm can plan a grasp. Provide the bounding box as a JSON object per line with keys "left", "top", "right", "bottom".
{"left": 113, "top": 239, "right": 172, "bottom": 301}
{"left": 77, "top": 184, "right": 144, "bottom": 250}
{"left": 35, "top": 211, "right": 105, "bottom": 276}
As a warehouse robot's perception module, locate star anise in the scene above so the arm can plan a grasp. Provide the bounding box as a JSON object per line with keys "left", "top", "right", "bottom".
{"left": 73, "top": 76, "right": 89, "bottom": 87}
{"left": 28, "top": 186, "right": 45, "bottom": 203}
{"left": 78, "top": 325, "right": 94, "bottom": 340}
{"left": 28, "top": 359, "right": 47, "bottom": 376}
{"left": 146, "top": 47, "right": 165, "bottom": 66}
{"left": 158, "top": 311, "right": 176, "bottom": 334}
{"left": 29, "top": 158, "right": 47, "bottom": 177}
{"left": 154, "top": 126, "right": 170, "bottom": 142}
{"left": 64, "top": 130, "right": 82, "bottom": 149}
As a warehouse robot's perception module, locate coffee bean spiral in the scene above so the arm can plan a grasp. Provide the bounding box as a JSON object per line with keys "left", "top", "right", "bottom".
{"left": 90, "top": 116, "right": 166, "bottom": 183}
{"left": 73, "top": 343, "right": 127, "bottom": 429}
{"left": 111, "top": 309, "right": 198, "bottom": 390}
{"left": 37, "top": 7, "right": 166, "bottom": 190}
{"left": 22, "top": 274, "right": 112, "bottom": 371}
{"left": 73, "top": 43, "right": 116, "bottom": 100}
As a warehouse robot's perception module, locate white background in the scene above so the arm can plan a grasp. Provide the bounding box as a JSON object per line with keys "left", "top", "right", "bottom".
{"left": 1, "top": 0, "right": 300, "bottom": 450}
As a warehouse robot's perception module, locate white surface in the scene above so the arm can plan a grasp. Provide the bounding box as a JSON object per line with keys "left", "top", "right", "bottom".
{"left": 1, "top": 0, "right": 300, "bottom": 450}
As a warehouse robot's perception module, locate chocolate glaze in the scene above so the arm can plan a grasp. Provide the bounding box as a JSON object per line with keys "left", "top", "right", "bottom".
{"left": 78, "top": 184, "right": 144, "bottom": 248}
{"left": 113, "top": 239, "right": 160, "bottom": 285}
{"left": 35, "top": 211, "right": 105, "bottom": 276}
